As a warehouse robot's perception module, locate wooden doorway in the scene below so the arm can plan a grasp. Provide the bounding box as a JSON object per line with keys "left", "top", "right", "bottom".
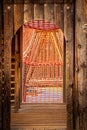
{"left": 2, "top": 1, "right": 76, "bottom": 130}
{"left": 11, "top": 21, "right": 67, "bottom": 130}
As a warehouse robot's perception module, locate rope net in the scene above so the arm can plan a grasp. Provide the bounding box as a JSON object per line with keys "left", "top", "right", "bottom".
{"left": 22, "top": 20, "right": 64, "bottom": 103}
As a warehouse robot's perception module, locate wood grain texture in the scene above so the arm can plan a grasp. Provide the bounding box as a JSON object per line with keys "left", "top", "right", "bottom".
{"left": 0, "top": 2, "right": 3, "bottom": 129}
{"left": 11, "top": 104, "right": 67, "bottom": 130}
{"left": 64, "top": 3, "right": 74, "bottom": 130}
{"left": 14, "top": 34, "right": 20, "bottom": 112}
{"left": 14, "top": 4, "right": 24, "bottom": 34}
{"left": 3, "top": 3, "right": 14, "bottom": 130}
{"left": 54, "top": 4, "right": 64, "bottom": 31}
{"left": 34, "top": 4, "right": 44, "bottom": 20}
{"left": 75, "top": 0, "right": 87, "bottom": 129}
{"left": 84, "top": 0, "right": 87, "bottom": 19}
{"left": 24, "top": 3, "right": 34, "bottom": 23}
{"left": 44, "top": 3, "right": 54, "bottom": 23}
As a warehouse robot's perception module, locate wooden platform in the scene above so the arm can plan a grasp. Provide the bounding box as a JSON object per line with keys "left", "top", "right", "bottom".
{"left": 11, "top": 103, "right": 67, "bottom": 130}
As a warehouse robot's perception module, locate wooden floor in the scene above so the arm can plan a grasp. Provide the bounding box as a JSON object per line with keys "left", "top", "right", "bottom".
{"left": 11, "top": 103, "right": 67, "bottom": 130}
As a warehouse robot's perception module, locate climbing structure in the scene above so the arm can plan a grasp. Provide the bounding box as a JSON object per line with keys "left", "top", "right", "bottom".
{"left": 22, "top": 20, "right": 64, "bottom": 103}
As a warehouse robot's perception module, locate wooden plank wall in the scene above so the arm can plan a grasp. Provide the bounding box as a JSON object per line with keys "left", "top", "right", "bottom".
{"left": 2, "top": 0, "right": 87, "bottom": 130}
{"left": 75, "top": 0, "right": 87, "bottom": 129}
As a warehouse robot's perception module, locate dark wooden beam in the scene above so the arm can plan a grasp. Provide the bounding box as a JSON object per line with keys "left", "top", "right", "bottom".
{"left": 64, "top": 3, "right": 75, "bottom": 130}
{"left": 3, "top": 0, "right": 74, "bottom": 4}
{"left": 24, "top": 0, "right": 74, "bottom": 4}
{"left": 0, "top": 1, "right": 3, "bottom": 130}
{"left": 3, "top": 3, "right": 14, "bottom": 130}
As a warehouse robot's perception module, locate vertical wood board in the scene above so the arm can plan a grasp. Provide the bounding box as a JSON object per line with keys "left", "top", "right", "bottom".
{"left": 14, "top": 4, "right": 24, "bottom": 34}
{"left": 0, "top": 2, "right": 3, "bottom": 129}
{"left": 3, "top": 3, "right": 14, "bottom": 130}
{"left": 54, "top": 4, "right": 64, "bottom": 31}
{"left": 34, "top": 4, "right": 44, "bottom": 20}
{"left": 44, "top": 4, "right": 54, "bottom": 23}
{"left": 64, "top": 3, "right": 74, "bottom": 130}
{"left": 24, "top": 3, "right": 34, "bottom": 23}
{"left": 75, "top": 0, "right": 87, "bottom": 129}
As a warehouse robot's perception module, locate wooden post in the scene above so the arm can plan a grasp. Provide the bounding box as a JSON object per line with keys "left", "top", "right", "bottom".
{"left": 75, "top": 0, "right": 87, "bottom": 129}
{"left": 64, "top": 2, "right": 74, "bottom": 130}
{"left": 14, "top": 3, "right": 24, "bottom": 108}
{"left": 0, "top": 1, "right": 3, "bottom": 129}
{"left": 14, "top": 3, "right": 24, "bottom": 34}
{"left": 3, "top": 3, "right": 14, "bottom": 130}
{"left": 14, "top": 33, "right": 20, "bottom": 112}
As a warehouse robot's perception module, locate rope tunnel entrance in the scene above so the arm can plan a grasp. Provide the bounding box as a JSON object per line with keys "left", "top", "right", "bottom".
{"left": 22, "top": 20, "right": 64, "bottom": 103}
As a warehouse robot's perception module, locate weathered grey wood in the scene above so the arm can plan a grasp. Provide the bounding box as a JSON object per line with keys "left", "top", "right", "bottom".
{"left": 75, "top": 0, "right": 87, "bottom": 129}
{"left": 34, "top": 4, "right": 44, "bottom": 20}
{"left": 3, "top": 3, "right": 14, "bottom": 130}
{"left": 44, "top": 3, "right": 54, "bottom": 23}
{"left": 14, "top": 4, "right": 24, "bottom": 34}
{"left": 24, "top": 3, "right": 34, "bottom": 23}
{"left": 54, "top": 4, "right": 64, "bottom": 31}
{"left": 64, "top": 3, "right": 74, "bottom": 130}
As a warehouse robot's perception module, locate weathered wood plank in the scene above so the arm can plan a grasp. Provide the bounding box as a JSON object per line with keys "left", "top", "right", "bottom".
{"left": 24, "top": 3, "right": 34, "bottom": 23}
{"left": 3, "top": 3, "right": 14, "bottom": 130}
{"left": 75, "top": 0, "right": 87, "bottom": 129}
{"left": 11, "top": 104, "right": 67, "bottom": 130}
{"left": 54, "top": 4, "right": 64, "bottom": 31}
{"left": 44, "top": 3, "right": 54, "bottom": 23}
{"left": 34, "top": 4, "right": 44, "bottom": 20}
{"left": 64, "top": 3, "right": 74, "bottom": 130}
{"left": 0, "top": 1, "right": 3, "bottom": 129}
{"left": 14, "top": 4, "right": 24, "bottom": 34}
